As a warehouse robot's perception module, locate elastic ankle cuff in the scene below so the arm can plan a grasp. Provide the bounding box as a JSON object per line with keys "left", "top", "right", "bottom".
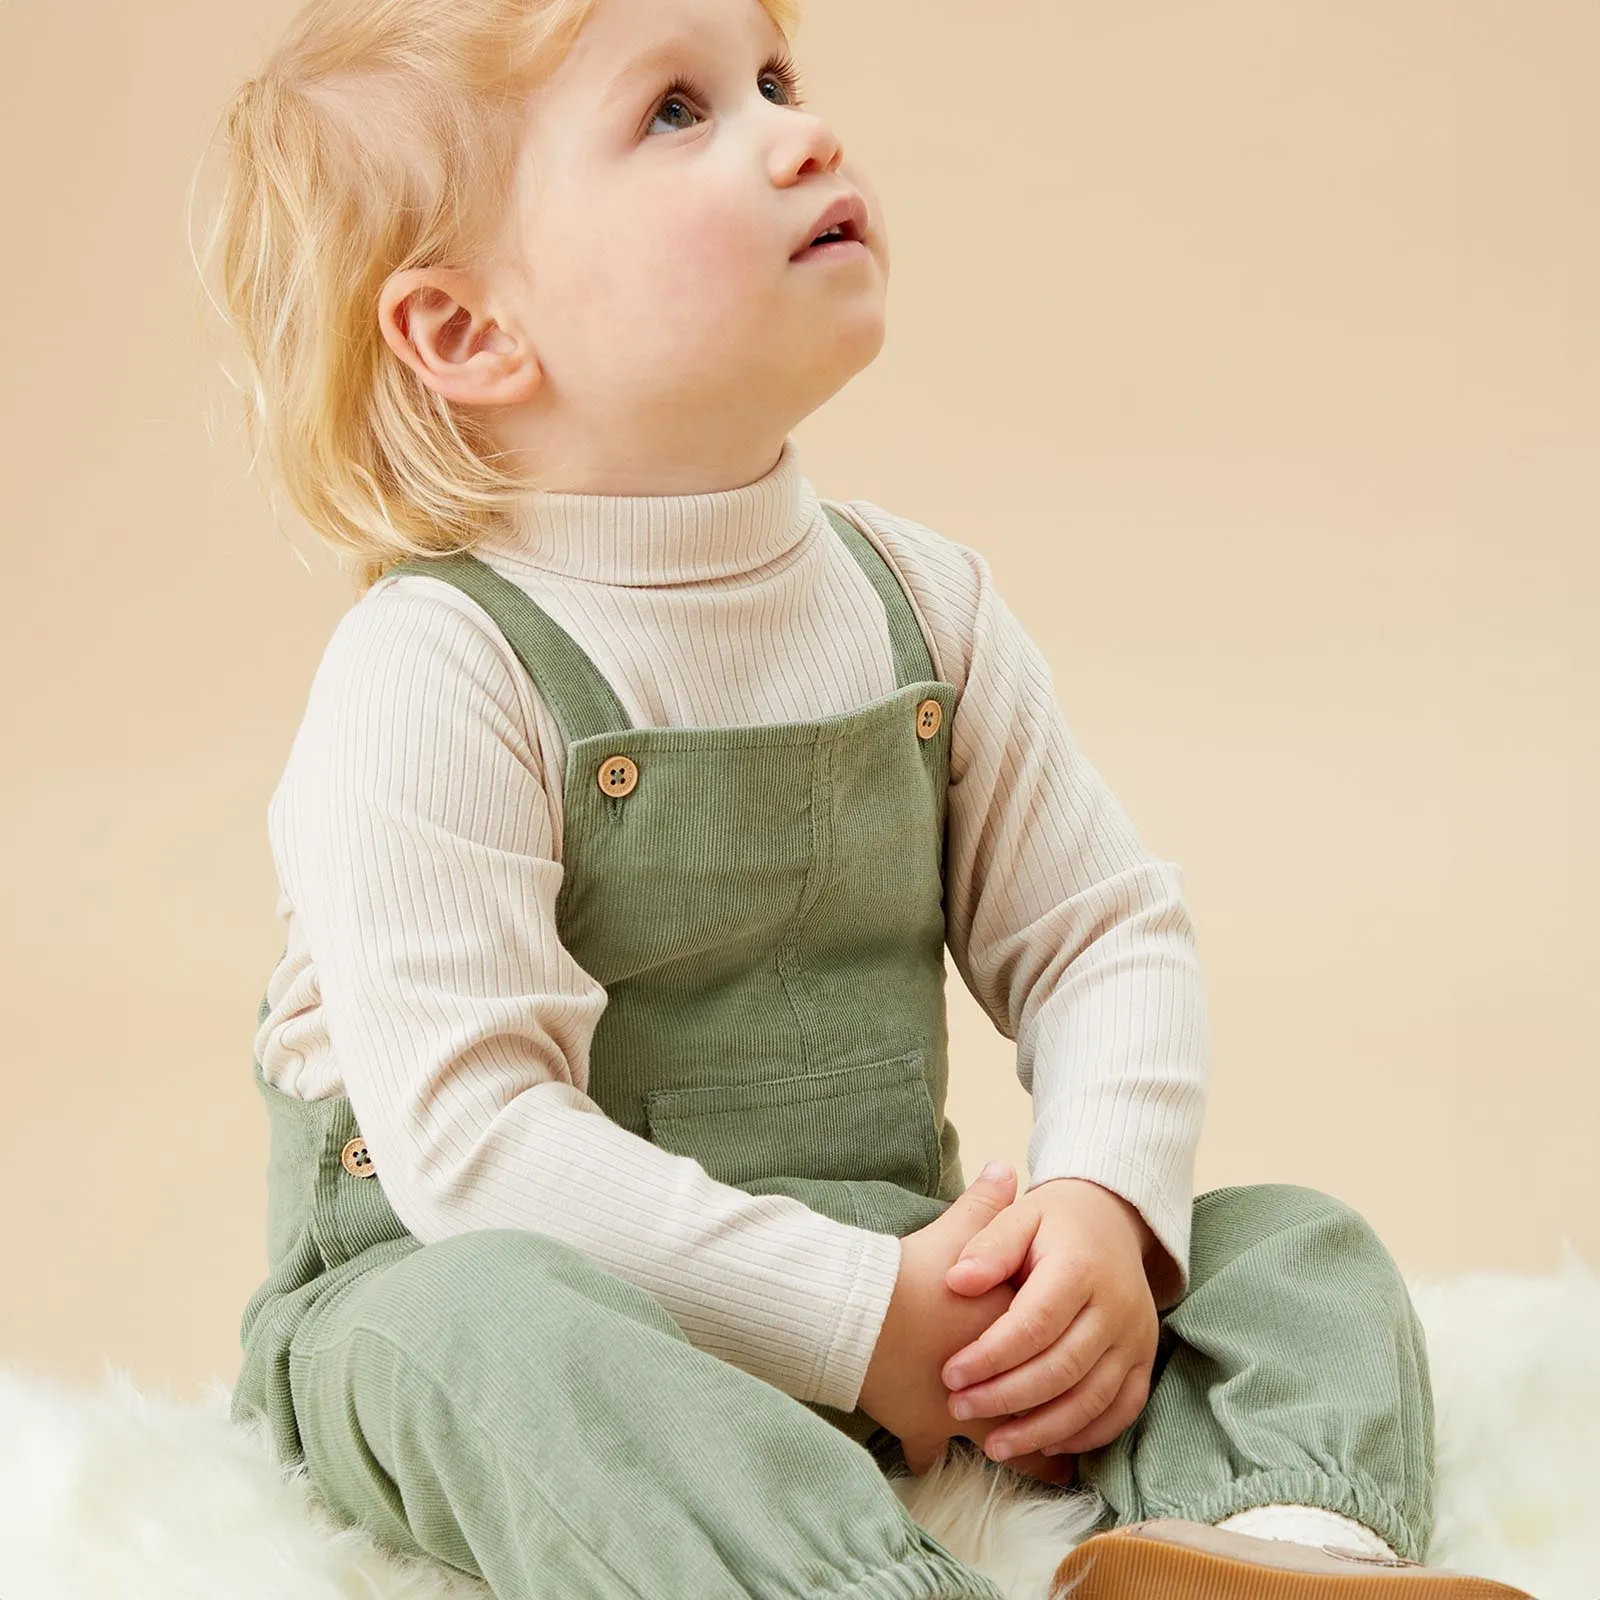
{"left": 1150, "top": 1470, "right": 1427, "bottom": 1564}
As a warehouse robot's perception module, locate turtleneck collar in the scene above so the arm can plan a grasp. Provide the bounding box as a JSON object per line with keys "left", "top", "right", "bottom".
{"left": 479, "top": 436, "right": 820, "bottom": 587}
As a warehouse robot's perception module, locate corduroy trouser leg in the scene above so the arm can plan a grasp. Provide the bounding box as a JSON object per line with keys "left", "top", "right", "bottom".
{"left": 284, "top": 1226, "right": 1010, "bottom": 1600}
{"left": 274, "top": 1183, "right": 1434, "bottom": 1597}
{"left": 1071, "top": 1182, "right": 1436, "bottom": 1563}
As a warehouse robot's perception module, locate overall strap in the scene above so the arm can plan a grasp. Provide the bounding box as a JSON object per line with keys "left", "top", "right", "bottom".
{"left": 384, "top": 553, "right": 633, "bottom": 749}
{"left": 821, "top": 504, "right": 937, "bottom": 689}
{"left": 381, "top": 503, "right": 937, "bottom": 749}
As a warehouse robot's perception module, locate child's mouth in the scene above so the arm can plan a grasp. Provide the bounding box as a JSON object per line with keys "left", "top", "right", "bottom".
{"left": 792, "top": 236, "right": 869, "bottom": 263}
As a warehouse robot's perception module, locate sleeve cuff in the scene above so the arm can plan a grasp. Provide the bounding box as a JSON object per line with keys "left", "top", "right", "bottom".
{"left": 811, "top": 1228, "right": 903, "bottom": 1412}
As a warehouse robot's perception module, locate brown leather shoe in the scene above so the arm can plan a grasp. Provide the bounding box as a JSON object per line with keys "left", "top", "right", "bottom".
{"left": 1047, "top": 1518, "right": 1539, "bottom": 1599}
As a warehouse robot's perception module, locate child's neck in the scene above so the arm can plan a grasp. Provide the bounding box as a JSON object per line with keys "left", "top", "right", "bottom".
{"left": 480, "top": 435, "right": 816, "bottom": 587}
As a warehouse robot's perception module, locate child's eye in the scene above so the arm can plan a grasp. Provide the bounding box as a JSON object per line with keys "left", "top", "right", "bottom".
{"left": 645, "top": 52, "right": 807, "bottom": 136}
{"left": 761, "top": 54, "right": 806, "bottom": 107}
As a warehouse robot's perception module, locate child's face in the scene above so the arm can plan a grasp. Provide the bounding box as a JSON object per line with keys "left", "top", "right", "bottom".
{"left": 451, "top": 0, "right": 888, "bottom": 486}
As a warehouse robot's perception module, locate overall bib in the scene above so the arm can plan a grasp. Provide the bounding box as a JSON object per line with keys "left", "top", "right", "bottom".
{"left": 230, "top": 507, "right": 1437, "bottom": 1599}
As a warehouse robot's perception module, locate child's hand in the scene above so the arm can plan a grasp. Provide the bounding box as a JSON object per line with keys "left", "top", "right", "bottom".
{"left": 858, "top": 1162, "right": 1074, "bottom": 1487}
{"left": 938, "top": 1176, "right": 1161, "bottom": 1462}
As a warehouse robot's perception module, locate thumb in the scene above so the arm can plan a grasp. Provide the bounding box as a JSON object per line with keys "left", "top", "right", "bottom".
{"left": 945, "top": 1158, "right": 1016, "bottom": 1230}
{"left": 945, "top": 1161, "right": 1029, "bottom": 1294}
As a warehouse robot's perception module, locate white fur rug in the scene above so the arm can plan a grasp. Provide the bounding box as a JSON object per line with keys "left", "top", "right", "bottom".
{"left": 1, "top": 1254, "right": 1594, "bottom": 1600}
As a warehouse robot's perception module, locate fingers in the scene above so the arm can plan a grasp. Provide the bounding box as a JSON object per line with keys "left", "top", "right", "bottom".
{"left": 944, "top": 1196, "right": 1036, "bottom": 1297}
{"left": 975, "top": 1348, "right": 1139, "bottom": 1463}
{"left": 948, "top": 1298, "right": 1108, "bottom": 1420}
{"left": 942, "top": 1259, "right": 1093, "bottom": 1391}
{"left": 1044, "top": 1360, "right": 1153, "bottom": 1455}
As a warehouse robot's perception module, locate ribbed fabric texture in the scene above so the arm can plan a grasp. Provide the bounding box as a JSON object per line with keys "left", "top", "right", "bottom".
{"left": 257, "top": 434, "right": 1211, "bottom": 1412}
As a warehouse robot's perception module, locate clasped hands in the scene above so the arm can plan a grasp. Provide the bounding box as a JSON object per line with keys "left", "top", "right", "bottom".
{"left": 858, "top": 1164, "right": 1162, "bottom": 1484}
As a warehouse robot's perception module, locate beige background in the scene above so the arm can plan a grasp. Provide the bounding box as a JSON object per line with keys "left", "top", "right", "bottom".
{"left": 1, "top": 0, "right": 1594, "bottom": 1401}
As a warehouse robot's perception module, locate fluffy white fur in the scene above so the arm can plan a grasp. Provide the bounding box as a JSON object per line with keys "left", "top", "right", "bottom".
{"left": 0, "top": 1254, "right": 1593, "bottom": 1600}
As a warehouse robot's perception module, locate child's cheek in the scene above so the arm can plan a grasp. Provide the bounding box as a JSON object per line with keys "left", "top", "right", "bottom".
{"left": 672, "top": 205, "right": 771, "bottom": 289}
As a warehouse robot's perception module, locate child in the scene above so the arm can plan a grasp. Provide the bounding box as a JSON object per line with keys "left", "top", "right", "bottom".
{"left": 199, "top": 0, "right": 1527, "bottom": 1595}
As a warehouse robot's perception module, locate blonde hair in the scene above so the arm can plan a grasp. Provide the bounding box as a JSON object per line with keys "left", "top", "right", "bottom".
{"left": 192, "top": 0, "right": 802, "bottom": 593}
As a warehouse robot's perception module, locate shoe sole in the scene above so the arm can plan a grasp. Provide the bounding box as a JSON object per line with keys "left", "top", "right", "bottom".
{"left": 1048, "top": 1524, "right": 1534, "bottom": 1600}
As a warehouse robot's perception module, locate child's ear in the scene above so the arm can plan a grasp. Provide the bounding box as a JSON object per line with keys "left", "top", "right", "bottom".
{"left": 377, "top": 265, "right": 540, "bottom": 408}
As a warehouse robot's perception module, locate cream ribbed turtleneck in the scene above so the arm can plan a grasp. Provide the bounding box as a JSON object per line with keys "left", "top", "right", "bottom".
{"left": 257, "top": 435, "right": 1211, "bottom": 1414}
{"left": 490, "top": 437, "right": 821, "bottom": 583}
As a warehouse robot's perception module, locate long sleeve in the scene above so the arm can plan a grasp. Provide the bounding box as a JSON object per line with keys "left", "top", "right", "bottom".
{"left": 845, "top": 502, "right": 1212, "bottom": 1311}
{"left": 270, "top": 583, "right": 902, "bottom": 1412}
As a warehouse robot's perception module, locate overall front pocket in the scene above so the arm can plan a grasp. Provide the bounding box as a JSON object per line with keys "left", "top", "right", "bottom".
{"left": 643, "top": 1050, "right": 944, "bottom": 1198}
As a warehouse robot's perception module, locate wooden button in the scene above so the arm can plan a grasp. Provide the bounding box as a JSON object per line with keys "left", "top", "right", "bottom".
{"left": 340, "top": 1135, "right": 376, "bottom": 1178}
{"left": 596, "top": 754, "right": 639, "bottom": 797}
{"left": 915, "top": 698, "right": 943, "bottom": 740}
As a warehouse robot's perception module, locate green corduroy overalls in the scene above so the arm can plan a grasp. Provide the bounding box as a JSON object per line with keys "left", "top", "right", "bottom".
{"left": 230, "top": 505, "right": 1437, "bottom": 1599}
